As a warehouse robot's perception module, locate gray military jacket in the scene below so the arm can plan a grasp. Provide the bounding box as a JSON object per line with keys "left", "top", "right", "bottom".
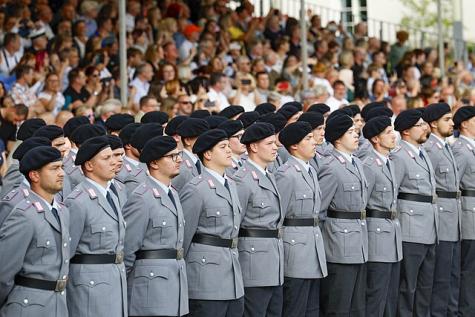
{"left": 267, "top": 147, "right": 286, "bottom": 174}
{"left": 232, "top": 161, "right": 284, "bottom": 287}
{"left": 172, "top": 150, "right": 200, "bottom": 192}
{"left": 310, "top": 142, "right": 333, "bottom": 173}
{"left": 0, "top": 192, "right": 70, "bottom": 317}
{"left": 275, "top": 156, "right": 328, "bottom": 278}
{"left": 0, "top": 161, "right": 23, "bottom": 198}
{"left": 115, "top": 157, "right": 147, "bottom": 198}
{"left": 451, "top": 136, "right": 475, "bottom": 240}
{"left": 0, "top": 183, "right": 30, "bottom": 226}
{"left": 423, "top": 134, "right": 461, "bottom": 242}
{"left": 354, "top": 135, "right": 372, "bottom": 160}
{"left": 123, "top": 176, "right": 188, "bottom": 316}
{"left": 180, "top": 169, "right": 244, "bottom": 300}
{"left": 390, "top": 140, "right": 439, "bottom": 244}
{"left": 65, "top": 180, "right": 127, "bottom": 317}
{"left": 318, "top": 149, "right": 369, "bottom": 264}
{"left": 362, "top": 151, "right": 403, "bottom": 263}
{"left": 63, "top": 151, "right": 84, "bottom": 193}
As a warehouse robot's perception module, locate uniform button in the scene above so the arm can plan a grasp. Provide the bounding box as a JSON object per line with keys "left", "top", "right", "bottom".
{"left": 361, "top": 222, "right": 365, "bottom": 226}
{"left": 162, "top": 221, "right": 166, "bottom": 225}
{"left": 383, "top": 187, "right": 387, "bottom": 191}
{"left": 416, "top": 174, "right": 419, "bottom": 178}
{"left": 261, "top": 202, "right": 265, "bottom": 205}
{"left": 351, "top": 186, "right": 354, "bottom": 190}
{"left": 303, "top": 195, "right": 306, "bottom": 198}
{"left": 344, "top": 229, "right": 348, "bottom": 233}
{"left": 251, "top": 247, "right": 255, "bottom": 251}
{"left": 377, "top": 228, "right": 381, "bottom": 232}
{"left": 440, "top": 207, "right": 443, "bottom": 210}
{"left": 62, "top": 275, "right": 67, "bottom": 279}
{"left": 89, "top": 281, "right": 95, "bottom": 285}
{"left": 102, "top": 227, "right": 106, "bottom": 231}
{"left": 60, "top": 291, "right": 65, "bottom": 295}
{"left": 64, "top": 260, "right": 69, "bottom": 264}
{"left": 393, "top": 200, "right": 396, "bottom": 204}
{"left": 63, "top": 243, "right": 67, "bottom": 247}
{"left": 216, "top": 211, "right": 220, "bottom": 215}
{"left": 179, "top": 239, "right": 182, "bottom": 243}
{"left": 179, "top": 224, "right": 182, "bottom": 227}
{"left": 233, "top": 212, "right": 237, "bottom": 216}
{"left": 316, "top": 234, "right": 319, "bottom": 238}
{"left": 446, "top": 168, "right": 449, "bottom": 171}
{"left": 183, "top": 220, "right": 186, "bottom": 224}
{"left": 410, "top": 209, "right": 413, "bottom": 213}
{"left": 234, "top": 225, "right": 238, "bottom": 230}
{"left": 23, "top": 299, "right": 28, "bottom": 304}
{"left": 119, "top": 240, "right": 123, "bottom": 244}
{"left": 150, "top": 272, "right": 154, "bottom": 277}
{"left": 69, "top": 237, "right": 71, "bottom": 241}
{"left": 202, "top": 258, "right": 206, "bottom": 263}
{"left": 291, "top": 239, "right": 295, "bottom": 243}
{"left": 46, "top": 240, "right": 50, "bottom": 246}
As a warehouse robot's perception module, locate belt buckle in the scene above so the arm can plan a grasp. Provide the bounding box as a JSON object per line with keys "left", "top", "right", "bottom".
{"left": 360, "top": 210, "right": 366, "bottom": 220}
{"left": 55, "top": 278, "right": 67, "bottom": 292}
{"left": 115, "top": 251, "right": 124, "bottom": 264}
{"left": 432, "top": 195, "right": 437, "bottom": 204}
{"left": 390, "top": 210, "right": 397, "bottom": 220}
{"left": 231, "top": 238, "right": 238, "bottom": 249}
{"left": 277, "top": 228, "right": 283, "bottom": 239}
{"left": 176, "top": 248, "right": 184, "bottom": 260}
{"left": 457, "top": 191, "right": 461, "bottom": 199}
{"left": 313, "top": 217, "right": 319, "bottom": 226}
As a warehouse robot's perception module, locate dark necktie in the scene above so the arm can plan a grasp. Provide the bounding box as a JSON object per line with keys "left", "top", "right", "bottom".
{"left": 224, "top": 179, "right": 231, "bottom": 193}
{"left": 308, "top": 167, "right": 314, "bottom": 180}
{"left": 419, "top": 150, "right": 425, "bottom": 160}
{"left": 106, "top": 191, "right": 118, "bottom": 216}
{"left": 51, "top": 207, "right": 60, "bottom": 225}
{"left": 351, "top": 158, "right": 357, "bottom": 168}
{"left": 386, "top": 159, "right": 391, "bottom": 172}
{"left": 110, "top": 182, "right": 119, "bottom": 198}
{"left": 168, "top": 189, "right": 177, "bottom": 210}
{"left": 238, "top": 160, "right": 243, "bottom": 167}
{"left": 195, "top": 160, "right": 202, "bottom": 174}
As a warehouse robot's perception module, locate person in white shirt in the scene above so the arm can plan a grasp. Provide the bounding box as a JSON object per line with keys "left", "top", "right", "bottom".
{"left": 130, "top": 63, "right": 153, "bottom": 107}
{"left": 207, "top": 72, "right": 230, "bottom": 111}
{"left": 0, "top": 32, "right": 22, "bottom": 76}
{"left": 326, "top": 80, "right": 349, "bottom": 113}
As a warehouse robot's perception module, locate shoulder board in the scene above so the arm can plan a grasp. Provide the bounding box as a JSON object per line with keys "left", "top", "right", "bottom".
{"left": 14, "top": 200, "right": 32, "bottom": 211}
{"left": 321, "top": 155, "right": 335, "bottom": 165}
{"left": 251, "top": 170, "right": 259, "bottom": 180}
{"left": 189, "top": 175, "right": 205, "bottom": 186}
{"left": 363, "top": 156, "right": 375, "bottom": 166}
{"left": 279, "top": 163, "right": 292, "bottom": 172}
{"left": 233, "top": 167, "right": 248, "bottom": 179}
{"left": 2, "top": 189, "right": 19, "bottom": 201}
{"left": 466, "top": 143, "right": 473, "bottom": 150}
{"left": 86, "top": 188, "right": 97, "bottom": 199}
{"left": 125, "top": 164, "right": 132, "bottom": 172}
{"left": 64, "top": 164, "right": 80, "bottom": 176}
{"left": 134, "top": 184, "right": 149, "bottom": 196}
{"left": 68, "top": 188, "right": 84, "bottom": 200}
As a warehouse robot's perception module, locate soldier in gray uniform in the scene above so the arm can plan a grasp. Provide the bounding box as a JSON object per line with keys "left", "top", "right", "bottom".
{"left": 421, "top": 103, "right": 461, "bottom": 317}
{"left": 0, "top": 137, "right": 51, "bottom": 225}
{"left": 361, "top": 116, "right": 402, "bottom": 317}
{"left": 275, "top": 122, "right": 328, "bottom": 317}
{"left": 0, "top": 146, "right": 70, "bottom": 317}
{"left": 451, "top": 106, "right": 475, "bottom": 316}
{"left": 257, "top": 113, "right": 288, "bottom": 174}
{"left": 117, "top": 122, "right": 145, "bottom": 195}
{"left": 65, "top": 136, "right": 127, "bottom": 317}
{"left": 318, "top": 114, "right": 368, "bottom": 316}
{"left": 180, "top": 129, "right": 244, "bottom": 317}
{"left": 123, "top": 136, "right": 189, "bottom": 316}
{"left": 391, "top": 109, "right": 438, "bottom": 317}
{"left": 219, "top": 120, "right": 246, "bottom": 176}
{"left": 232, "top": 122, "right": 284, "bottom": 317}
{"left": 297, "top": 112, "right": 326, "bottom": 173}
{"left": 172, "top": 118, "right": 209, "bottom": 192}
{"left": 0, "top": 118, "right": 45, "bottom": 197}
{"left": 62, "top": 116, "right": 90, "bottom": 184}
{"left": 107, "top": 135, "right": 128, "bottom": 207}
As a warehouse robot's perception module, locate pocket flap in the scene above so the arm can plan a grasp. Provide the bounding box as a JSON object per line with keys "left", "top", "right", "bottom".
{"left": 331, "top": 222, "right": 362, "bottom": 233}
{"left": 36, "top": 236, "right": 54, "bottom": 248}
{"left": 7, "top": 289, "right": 48, "bottom": 307}
{"left": 368, "top": 221, "right": 393, "bottom": 233}
{"left": 343, "top": 183, "right": 360, "bottom": 191}
{"left": 152, "top": 217, "right": 173, "bottom": 228}
{"left": 252, "top": 199, "right": 270, "bottom": 208}
{"left": 439, "top": 165, "right": 450, "bottom": 173}
{"left": 205, "top": 208, "right": 226, "bottom": 218}
{"left": 295, "top": 191, "right": 313, "bottom": 200}
{"left": 375, "top": 184, "right": 390, "bottom": 192}
{"left": 72, "top": 272, "right": 112, "bottom": 287}
{"left": 187, "top": 251, "right": 221, "bottom": 266}
{"left": 400, "top": 207, "right": 424, "bottom": 215}
{"left": 283, "top": 233, "right": 307, "bottom": 245}
{"left": 134, "top": 266, "right": 169, "bottom": 279}
{"left": 91, "top": 224, "right": 113, "bottom": 233}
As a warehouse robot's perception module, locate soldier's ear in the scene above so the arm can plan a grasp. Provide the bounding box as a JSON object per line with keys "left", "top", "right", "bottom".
{"left": 28, "top": 170, "right": 41, "bottom": 184}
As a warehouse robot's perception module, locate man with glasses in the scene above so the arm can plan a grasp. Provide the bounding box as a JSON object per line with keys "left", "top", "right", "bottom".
{"left": 122, "top": 136, "right": 189, "bottom": 317}
{"left": 218, "top": 120, "right": 246, "bottom": 176}
{"left": 391, "top": 109, "right": 438, "bottom": 317}
{"left": 177, "top": 94, "right": 193, "bottom": 116}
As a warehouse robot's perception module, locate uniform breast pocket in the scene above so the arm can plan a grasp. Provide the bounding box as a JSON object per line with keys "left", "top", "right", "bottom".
{"left": 438, "top": 165, "right": 450, "bottom": 181}
{"left": 295, "top": 191, "right": 314, "bottom": 214}
{"left": 131, "top": 266, "right": 170, "bottom": 308}
{"left": 408, "top": 172, "right": 424, "bottom": 189}
{"left": 250, "top": 197, "right": 271, "bottom": 221}
{"left": 375, "top": 184, "right": 392, "bottom": 202}
{"left": 90, "top": 223, "right": 116, "bottom": 251}
{"left": 186, "top": 251, "right": 221, "bottom": 291}
{"left": 36, "top": 235, "right": 57, "bottom": 265}
{"left": 331, "top": 222, "right": 362, "bottom": 257}
{"left": 204, "top": 207, "right": 229, "bottom": 233}
{"left": 151, "top": 216, "right": 175, "bottom": 245}
{"left": 343, "top": 183, "right": 361, "bottom": 208}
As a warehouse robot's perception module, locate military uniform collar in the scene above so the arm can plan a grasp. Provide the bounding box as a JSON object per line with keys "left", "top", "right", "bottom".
{"left": 291, "top": 155, "right": 310, "bottom": 172}
{"left": 124, "top": 155, "right": 140, "bottom": 167}
{"left": 459, "top": 135, "right": 475, "bottom": 149}
{"left": 401, "top": 140, "right": 421, "bottom": 156}
{"left": 69, "top": 148, "right": 78, "bottom": 154}
{"left": 35, "top": 192, "right": 60, "bottom": 212}
{"left": 334, "top": 149, "right": 353, "bottom": 164}
{"left": 22, "top": 177, "right": 30, "bottom": 188}
{"left": 85, "top": 177, "right": 110, "bottom": 199}
{"left": 149, "top": 175, "right": 172, "bottom": 194}
{"left": 373, "top": 149, "right": 388, "bottom": 164}
{"left": 247, "top": 158, "right": 267, "bottom": 176}
{"left": 431, "top": 133, "right": 447, "bottom": 147}
{"left": 183, "top": 149, "right": 198, "bottom": 164}
{"left": 204, "top": 166, "right": 226, "bottom": 186}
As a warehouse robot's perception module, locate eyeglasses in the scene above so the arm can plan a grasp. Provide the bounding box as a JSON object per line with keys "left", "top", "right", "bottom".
{"left": 163, "top": 151, "right": 182, "bottom": 162}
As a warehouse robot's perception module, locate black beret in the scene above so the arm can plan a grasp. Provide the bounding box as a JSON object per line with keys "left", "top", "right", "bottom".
{"left": 454, "top": 106, "right": 475, "bottom": 129}
{"left": 63, "top": 116, "right": 89, "bottom": 138}
{"left": 325, "top": 115, "right": 354, "bottom": 143}
{"left": 140, "top": 136, "right": 177, "bottom": 163}
{"left": 239, "top": 111, "right": 260, "bottom": 128}
{"left": 241, "top": 122, "right": 275, "bottom": 144}
{"left": 327, "top": 109, "right": 347, "bottom": 122}
{"left": 218, "top": 120, "right": 244, "bottom": 138}
{"left": 177, "top": 118, "right": 209, "bottom": 137}
{"left": 277, "top": 105, "right": 300, "bottom": 120}
{"left": 343, "top": 104, "right": 361, "bottom": 117}
{"left": 205, "top": 115, "right": 228, "bottom": 129}
{"left": 281, "top": 101, "right": 303, "bottom": 111}
{"left": 141, "top": 111, "right": 169, "bottom": 124}
{"left": 362, "top": 116, "right": 392, "bottom": 139}
{"left": 365, "top": 107, "right": 393, "bottom": 121}
{"left": 192, "top": 129, "right": 228, "bottom": 154}
{"left": 131, "top": 123, "right": 164, "bottom": 151}
{"left": 394, "top": 109, "right": 423, "bottom": 132}
{"left": 361, "top": 102, "right": 385, "bottom": 121}
{"left": 307, "top": 103, "right": 330, "bottom": 114}
{"left": 13, "top": 137, "right": 51, "bottom": 160}
{"left": 298, "top": 112, "right": 324, "bottom": 129}
{"left": 75, "top": 136, "right": 111, "bottom": 165}
{"left": 279, "top": 121, "right": 312, "bottom": 148}
{"left": 257, "top": 113, "right": 287, "bottom": 133}
{"left": 190, "top": 109, "right": 211, "bottom": 118}
{"left": 17, "top": 118, "right": 46, "bottom": 141}
{"left": 107, "top": 135, "right": 123, "bottom": 150}
{"left": 33, "top": 125, "right": 64, "bottom": 141}
{"left": 70, "top": 124, "right": 106, "bottom": 145}
{"left": 119, "top": 123, "right": 141, "bottom": 145}
{"left": 422, "top": 102, "right": 451, "bottom": 123}
{"left": 105, "top": 113, "right": 135, "bottom": 131}
{"left": 165, "top": 115, "right": 188, "bottom": 136}
{"left": 20, "top": 146, "right": 62, "bottom": 176}
{"left": 255, "top": 102, "right": 276, "bottom": 115}
{"left": 219, "top": 105, "right": 245, "bottom": 119}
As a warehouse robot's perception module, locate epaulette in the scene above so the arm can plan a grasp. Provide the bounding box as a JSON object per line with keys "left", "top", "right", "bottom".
{"left": 65, "top": 164, "right": 81, "bottom": 176}
{"left": 2, "top": 189, "right": 19, "bottom": 201}
{"left": 32, "top": 201, "right": 45, "bottom": 213}
{"left": 233, "top": 167, "right": 248, "bottom": 179}
{"left": 14, "top": 199, "right": 31, "bottom": 211}
{"left": 68, "top": 188, "right": 84, "bottom": 200}
{"left": 189, "top": 175, "right": 205, "bottom": 186}
{"left": 134, "top": 184, "right": 149, "bottom": 196}
{"left": 280, "top": 163, "right": 291, "bottom": 172}
{"left": 293, "top": 164, "right": 302, "bottom": 172}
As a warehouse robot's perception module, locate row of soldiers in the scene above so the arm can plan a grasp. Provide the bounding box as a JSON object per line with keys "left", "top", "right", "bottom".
{"left": 0, "top": 100, "right": 473, "bottom": 317}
